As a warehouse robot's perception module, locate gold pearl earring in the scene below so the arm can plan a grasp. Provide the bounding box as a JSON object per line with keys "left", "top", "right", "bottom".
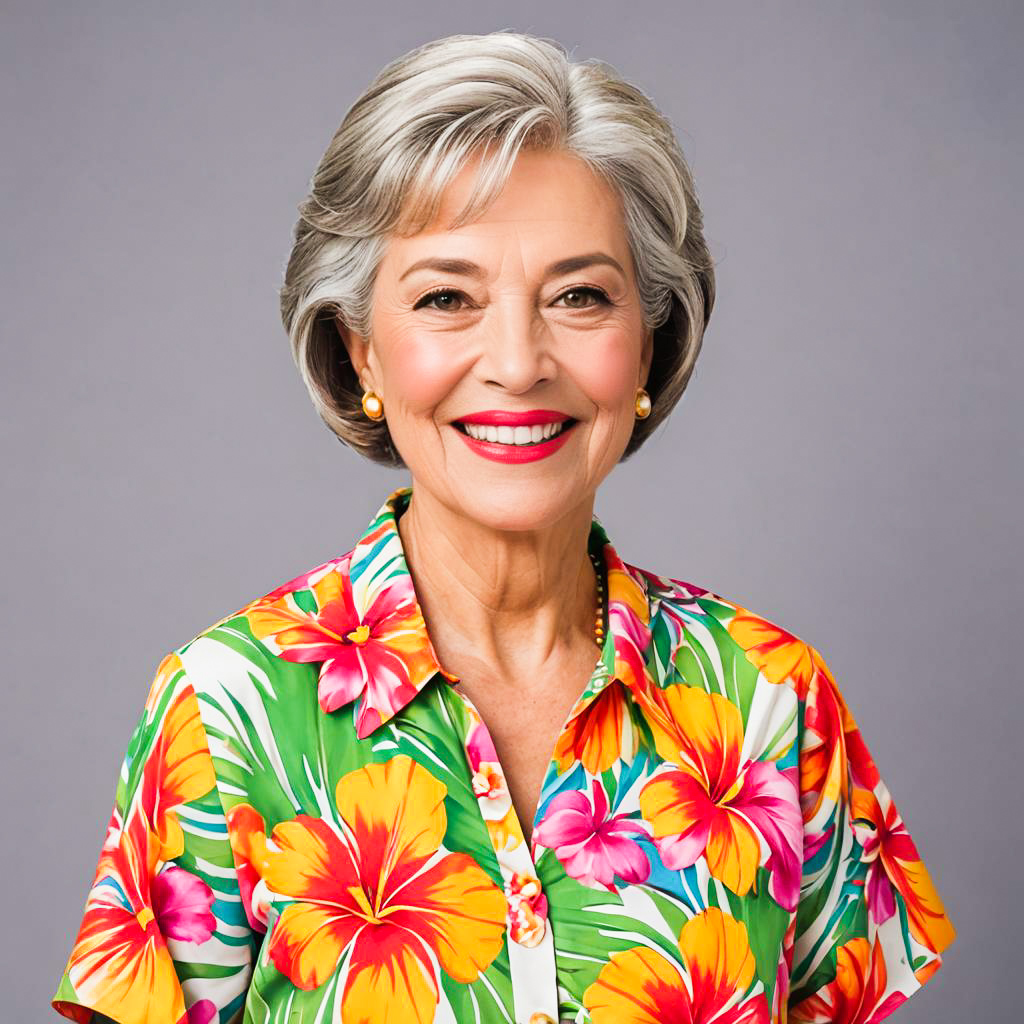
{"left": 361, "top": 390, "right": 384, "bottom": 420}
{"left": 634, "top": 387, "right": 652, "bottom": 419}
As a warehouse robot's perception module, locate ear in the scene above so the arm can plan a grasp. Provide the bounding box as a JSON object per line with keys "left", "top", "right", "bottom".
{"left": 335, "top": 314, "right": 376, "bottom": 394}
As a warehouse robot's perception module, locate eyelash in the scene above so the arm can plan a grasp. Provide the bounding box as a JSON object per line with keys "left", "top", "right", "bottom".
{"left": 413, "top": 285, "right": 611, "bottom": 311}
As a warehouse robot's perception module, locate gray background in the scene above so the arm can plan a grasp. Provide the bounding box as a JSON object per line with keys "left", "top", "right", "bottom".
{"left": 3, "top": 2, "right": 1019, "bottom": 1020}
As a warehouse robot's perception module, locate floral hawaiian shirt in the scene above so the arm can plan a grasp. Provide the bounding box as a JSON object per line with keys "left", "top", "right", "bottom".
{"left": 53, "top": 483, "right": 956, "bottom": 1024}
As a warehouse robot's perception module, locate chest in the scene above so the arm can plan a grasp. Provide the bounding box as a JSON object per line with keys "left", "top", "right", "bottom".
{"left": 209, "top": 646, "right": 803, "bottom": 1024}
{"left": 450, "top": 652, "right": 596, "bottom": 847}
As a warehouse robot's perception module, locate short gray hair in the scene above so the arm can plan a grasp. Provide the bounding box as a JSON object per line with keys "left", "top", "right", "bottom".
{"left": 280, "top": 30, "right": 715, "bottom": 467}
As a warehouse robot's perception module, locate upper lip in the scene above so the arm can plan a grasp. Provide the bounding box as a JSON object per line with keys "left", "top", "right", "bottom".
{"left": 454, "top": 409, "right": 574, "bottom": 427}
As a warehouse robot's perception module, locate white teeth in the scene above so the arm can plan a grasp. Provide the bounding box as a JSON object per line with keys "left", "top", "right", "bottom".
{"left": 462, "top": 420, "right": 567, "bottom": 445}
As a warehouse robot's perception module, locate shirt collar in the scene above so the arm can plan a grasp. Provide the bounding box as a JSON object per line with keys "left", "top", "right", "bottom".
{"left": 246, "top": 484, "right": 658, "bottom": 739}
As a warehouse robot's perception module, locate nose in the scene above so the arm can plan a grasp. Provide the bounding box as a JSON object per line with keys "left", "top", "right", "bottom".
{"left": 476, "top": 298, "right": 556, "bottom": 393}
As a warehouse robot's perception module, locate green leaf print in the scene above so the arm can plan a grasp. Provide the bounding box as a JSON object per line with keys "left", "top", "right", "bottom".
{"left": 440, "top": 948, "right": 516, "bottom": 1024}
{"left": 721, "top": 866, "right": 790, "bottom": 1004}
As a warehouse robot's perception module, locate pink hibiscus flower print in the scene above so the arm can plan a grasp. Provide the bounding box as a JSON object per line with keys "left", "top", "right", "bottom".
{"left": 534, "top": 776, "right": 650, "bottom": 891}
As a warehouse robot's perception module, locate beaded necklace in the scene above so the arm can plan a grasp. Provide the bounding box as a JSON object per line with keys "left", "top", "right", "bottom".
{"left": 589, "top": 547, "right": 606, "bottom": 648}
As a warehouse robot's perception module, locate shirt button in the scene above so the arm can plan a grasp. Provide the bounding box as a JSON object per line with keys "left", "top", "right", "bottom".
{"left": 505, "top": 871, "right": 548, "bottom": 948}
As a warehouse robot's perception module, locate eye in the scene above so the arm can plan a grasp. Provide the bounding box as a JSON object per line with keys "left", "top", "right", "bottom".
{"left": 414, "top": 288, "right": 468, "bottom": 311}
{"left": 555, "top": 286, "right": 611, "bottom": 309}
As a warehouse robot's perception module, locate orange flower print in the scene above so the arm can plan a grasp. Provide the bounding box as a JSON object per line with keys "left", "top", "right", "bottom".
{"left": 583, "top": 906, "right": 770, "bottom": 1023}
{"left": 554, "top": 550, "right": 652, "bottom": 774}
{"left": 800, "top": 652, "right": 890, "bottom": 832}
{"left": 817, "top": 653, "right": 882, "bottom": 793}
{"left": 55, "top": 807, "right": 215, "bottom": 1024}
{"left": 637, "top": 685, "right": 803, "bottom": 909}
{"left": 142, "top": 651, "right": 184, "bottom": 716}
{"left": 799, "top": 661, "right": 850, "bottom": 829}
{"left": 789, "top": 935, "right": 908, "bottom": 1023}
{"left": 553, "top": 678, "right": 632, "bottom": 775}
{"left": 604, "top": 551, "right": 653, "bottom": 694}
{"left": 728, "top": 608, "right": 820, "bottom": 700}
{"left": 244, "top": 561, "right": 443, "bottom": 737}
{"left": 255, "top": 755, "right": 507, "bottom": 1022}
{"left": 851, "top": 786, "right": 956, "bottom": 955}
{"left": 634, "top": 684, "right": 802, "bottom": 909}
{"left": 224, "top": 803, "right": 271, "bottom": 934}
{"left": 139, "top": 686, "right": 217, "bottom": 862}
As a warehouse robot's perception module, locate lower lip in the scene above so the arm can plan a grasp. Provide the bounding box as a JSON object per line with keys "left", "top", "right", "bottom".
{"left": 452, "top": 422, "right": 577, "bottom": 463}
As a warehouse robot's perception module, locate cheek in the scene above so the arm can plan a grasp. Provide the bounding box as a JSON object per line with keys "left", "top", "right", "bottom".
{"left": 574, "top": 332, "right": 641, "bottom": 410}
{"left": 383, "top": 334, "right": 465, "bottom": 414}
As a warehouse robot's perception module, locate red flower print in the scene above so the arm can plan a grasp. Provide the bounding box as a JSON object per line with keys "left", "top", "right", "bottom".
{"left": 789, "top": 935, "right": 908, "bottom": 1024}
{"left": 244, "top": 562, "right": 443, "bottom": 737}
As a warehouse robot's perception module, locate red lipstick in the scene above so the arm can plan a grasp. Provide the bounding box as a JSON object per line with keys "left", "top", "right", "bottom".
{"left": 456, "top": 409, "right": 569, "bottom": 427}
{"left": 451, "top": 409, "right": 577, "bottom": 464}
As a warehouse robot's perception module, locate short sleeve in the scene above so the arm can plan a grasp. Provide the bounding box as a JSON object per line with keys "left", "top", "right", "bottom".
{"left": 52, "top": 651, "right": 258, "bottom": 1024}
{"left": 786, "top": 646, "right": 956, "bottom": 1022}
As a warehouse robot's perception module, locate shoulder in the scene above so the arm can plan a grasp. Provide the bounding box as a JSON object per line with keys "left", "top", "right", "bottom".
{"left": 627, "top": 559, "right": 828, "bottom": 703}
{"left": 158, "top": 548, "right": 358, "bottom": 701}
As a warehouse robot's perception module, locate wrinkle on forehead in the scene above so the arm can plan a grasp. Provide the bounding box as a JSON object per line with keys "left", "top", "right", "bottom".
{"left": 379, "top": 149, "right": 637, "bottom": 294}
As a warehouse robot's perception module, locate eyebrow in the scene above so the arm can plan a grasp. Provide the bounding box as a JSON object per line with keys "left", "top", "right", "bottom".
{"left": 397, "top": 251, "right": 626, "bottom": 283}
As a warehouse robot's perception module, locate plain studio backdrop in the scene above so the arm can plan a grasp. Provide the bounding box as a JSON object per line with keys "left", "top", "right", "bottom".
{"left": 2, "top": 2, "right": 1020, "bottom": 1020}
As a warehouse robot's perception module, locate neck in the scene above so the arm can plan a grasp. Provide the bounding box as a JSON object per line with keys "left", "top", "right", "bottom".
{"left": 396, "top": 485, "right": 599, "bottom": 680}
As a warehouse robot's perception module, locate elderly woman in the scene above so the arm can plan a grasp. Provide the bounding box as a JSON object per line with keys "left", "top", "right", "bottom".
{"left": 53, "top": 30, "right": 954, "bottom": 1024}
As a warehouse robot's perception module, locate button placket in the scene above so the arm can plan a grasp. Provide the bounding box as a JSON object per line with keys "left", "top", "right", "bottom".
{"left": 459, "top": 692, "right": 560, "bottom": 1024}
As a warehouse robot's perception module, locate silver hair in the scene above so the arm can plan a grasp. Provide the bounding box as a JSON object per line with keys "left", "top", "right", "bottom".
{"left": 279, "top": 30, "right": 715, "bottom": 466}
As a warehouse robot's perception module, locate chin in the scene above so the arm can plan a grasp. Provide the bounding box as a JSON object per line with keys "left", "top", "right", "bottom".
{"left": 449, "top": 476, "right": 589, "bottom": 532}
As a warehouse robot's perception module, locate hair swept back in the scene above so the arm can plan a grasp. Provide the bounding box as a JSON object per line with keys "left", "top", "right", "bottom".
{"left": 280, "top": 30, "right": 715, "bottom": 467}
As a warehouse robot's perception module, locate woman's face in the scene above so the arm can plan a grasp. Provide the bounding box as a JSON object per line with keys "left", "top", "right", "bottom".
{"left": 338, "top": 147, "right": 654, "bottom": 532}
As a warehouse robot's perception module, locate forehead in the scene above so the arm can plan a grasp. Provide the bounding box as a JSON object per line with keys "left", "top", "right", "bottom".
{"left": 383, "top": 148, "right": 633, "bottom": 275}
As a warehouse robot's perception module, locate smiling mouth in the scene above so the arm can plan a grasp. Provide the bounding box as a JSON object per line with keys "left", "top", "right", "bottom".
{"left": 453, "top": 419, "right": 578, "bottom": 446}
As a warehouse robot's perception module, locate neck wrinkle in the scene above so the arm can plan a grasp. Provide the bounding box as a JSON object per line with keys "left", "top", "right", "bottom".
{"left": 395, "top": 487, "right": 599, "bottom": 674}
